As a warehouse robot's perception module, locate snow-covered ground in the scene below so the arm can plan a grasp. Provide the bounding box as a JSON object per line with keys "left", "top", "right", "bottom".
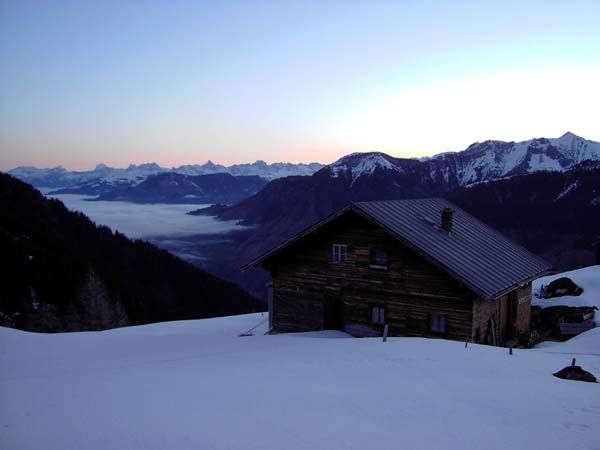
{"left": 1, "top": 313, "right": 598, "bottom": 450}
{"left": 533, "top": 265, "right": 600, "bottom": 324}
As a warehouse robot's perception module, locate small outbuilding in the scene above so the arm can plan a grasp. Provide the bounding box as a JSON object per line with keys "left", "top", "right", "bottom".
{"left": 245, "top": 199, "right": 551, "bottom": 346}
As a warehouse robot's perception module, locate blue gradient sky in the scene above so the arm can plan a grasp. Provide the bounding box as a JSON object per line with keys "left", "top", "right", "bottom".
{"left": 1, "top": 1, "right": 599, "bottom": 170}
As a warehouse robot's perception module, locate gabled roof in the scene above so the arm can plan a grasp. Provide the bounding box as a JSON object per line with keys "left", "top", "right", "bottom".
{"left": 245, "top": 198, "right": 551, "bottom": 300}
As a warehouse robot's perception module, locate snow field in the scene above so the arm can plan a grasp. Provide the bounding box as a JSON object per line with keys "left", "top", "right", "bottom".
{"left": 0, "top": 312, "right": 598, "bottom": 450}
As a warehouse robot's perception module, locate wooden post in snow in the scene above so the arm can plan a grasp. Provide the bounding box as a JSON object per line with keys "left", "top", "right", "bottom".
{"left": 383, "top": 324, "right": 389, "bottom": 342}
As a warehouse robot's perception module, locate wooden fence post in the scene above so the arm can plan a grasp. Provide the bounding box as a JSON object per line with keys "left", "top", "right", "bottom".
{"left": 383, "top": 324, "right": 389, "bottom": 342}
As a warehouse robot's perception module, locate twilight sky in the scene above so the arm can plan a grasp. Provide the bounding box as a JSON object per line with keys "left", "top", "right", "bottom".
{"left": 1, "top": 1, "right": 599, "bottom": 171}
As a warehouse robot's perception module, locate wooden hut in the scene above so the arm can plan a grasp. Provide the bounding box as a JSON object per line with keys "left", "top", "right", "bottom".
{"left": 244, "top": 199, "right": 550, "bottom": 346}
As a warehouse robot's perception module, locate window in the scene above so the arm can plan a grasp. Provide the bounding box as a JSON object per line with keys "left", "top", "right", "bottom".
{"left": 370, "top": 247, "right": 388, "bottom": 268}
{"left": 371, "top": 306, "right": 385, "bottom": 325}
{"left": 332, "top": 244, "right": 347, "bottom": 263}
{"left": 430, "top": 313, "right": 446, "bottom": 334}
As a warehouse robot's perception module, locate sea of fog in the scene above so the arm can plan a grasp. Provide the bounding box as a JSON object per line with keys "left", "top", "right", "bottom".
{"left": 45, "top": 193, "right": 243, "bottom": 263}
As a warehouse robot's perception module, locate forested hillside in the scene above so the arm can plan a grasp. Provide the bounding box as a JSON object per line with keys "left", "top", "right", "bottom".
{"left": 0, "top": 173, "right": 264, "bottom": 332}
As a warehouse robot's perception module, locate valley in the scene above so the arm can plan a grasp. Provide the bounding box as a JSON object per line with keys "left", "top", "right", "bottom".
{"left": 3, "top": 5, "right": 599, "bottom": 450}
{"left": 0, "top": 175, "right": 264, "bottom": 333}
{"left": 46, "top": 193, "right": 245, "bottom": 264}
{"left": 8, "top": 132, "right": 600, "bottom": 301}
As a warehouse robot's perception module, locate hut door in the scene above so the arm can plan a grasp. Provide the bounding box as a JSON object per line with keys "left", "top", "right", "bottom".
{"left": 323, "top": 294, "right": 342, "bottom": 330}
{"left": 506, "top": 292, "right": 518, "bottom": 339}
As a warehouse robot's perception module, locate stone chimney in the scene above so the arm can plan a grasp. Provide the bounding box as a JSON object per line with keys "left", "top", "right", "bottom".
{"left": 441, "top": 207, "right": 454, "bottom": 233}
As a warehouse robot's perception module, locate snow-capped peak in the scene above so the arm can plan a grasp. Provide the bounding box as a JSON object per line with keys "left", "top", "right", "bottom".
{"left": 552, "top": 131, "right": 584, "bottom": 148}
{"left": 133, "top": 163, "right": 162, "bottom": 171}
{"left": 329, "top": 152, "right": 403, "bottom": 183}
{"left": 559, "top": 131, "right": 580, "bottom": 140}
{"left": 426, "top": 132, "right": 600, "bottom": 185}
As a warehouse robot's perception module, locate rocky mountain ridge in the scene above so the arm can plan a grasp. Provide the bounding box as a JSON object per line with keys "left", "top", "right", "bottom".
{"left": 326, "top": 132, "right": 600, "bottom": 187}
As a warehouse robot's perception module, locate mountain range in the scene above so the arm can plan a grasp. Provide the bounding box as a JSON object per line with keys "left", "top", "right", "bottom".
{"left": 4, "top": 132, "right": 600, "bottom": 299}
{"left": 95, "top": 172, "right": 268, "bottom": 204}
{"left": 7, "top": 132, "right": 598, "bottom": 204}
{"left": 7, "top": 160, "right": 324, "bottom": 195}
{"left": 196, "top": 132, "right": 600, "bottom": 223}
{"left": 329, "top": 131, "right": 600, "bottom": 188}
{"left": 189, "top": 133, "right": 600, "bottom": 298}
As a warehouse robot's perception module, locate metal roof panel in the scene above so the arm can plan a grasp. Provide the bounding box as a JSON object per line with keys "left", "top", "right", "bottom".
{"left": 353, "top": 199, "right": 551, "bottom": 299}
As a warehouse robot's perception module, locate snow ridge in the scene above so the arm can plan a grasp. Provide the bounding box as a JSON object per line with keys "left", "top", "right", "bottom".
{"left": 325, "top": 132, "right": 600, "bottom": 187}
{"left": 449, "top": 132, "right": 600, "bottom": 185}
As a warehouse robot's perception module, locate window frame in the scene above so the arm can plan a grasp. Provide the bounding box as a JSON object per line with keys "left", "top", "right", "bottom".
{"left": 369, "top": 247, "right": 389, "bottom": 270}
{"left": 371, "top": 305, "right": 385, "bottom": 325}
{"left": 332, "top": 244, "right": 347, "bottom": 263}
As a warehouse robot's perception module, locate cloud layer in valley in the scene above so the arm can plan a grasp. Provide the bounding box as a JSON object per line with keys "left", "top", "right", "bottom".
{"left": 49, "top": 194, "right": 241, "bottom": 239}
{"left": 47, "top": 194, "right": 242, "bottom": 263}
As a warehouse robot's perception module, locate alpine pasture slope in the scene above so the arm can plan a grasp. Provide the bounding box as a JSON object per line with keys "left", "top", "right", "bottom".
{"left": 1, "top": 313, "right": 598, "bottom": 450}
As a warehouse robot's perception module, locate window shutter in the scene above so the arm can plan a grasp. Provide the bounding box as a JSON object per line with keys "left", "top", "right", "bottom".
{"left": 371, "top": 306, "right": 385, "bottom": 325}
{"left": 429, "top": 313, "right": 446, "bottom": 334}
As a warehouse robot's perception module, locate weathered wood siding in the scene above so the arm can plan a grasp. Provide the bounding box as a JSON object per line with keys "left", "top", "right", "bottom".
{"left": 472, "top": 296, "right": 498, "bottom": 344}
{"left": 515, "top": 284, "right": 532, "bottom": 332}
{"left": 472, "top": 284, "right": 531, "bottom": 344}
{"left": 268, "top": 211, "right": 477, "bottom": 341}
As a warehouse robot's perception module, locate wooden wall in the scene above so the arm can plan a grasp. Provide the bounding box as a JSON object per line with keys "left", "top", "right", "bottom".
{"left": 268, "top": 211, "right": 478, "bottom": 341}
{"left": 515, "top": 285, "right": 532, "bottom": 333}
{"left": 471, "top": 284, "right": 532, "bottom": 345}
